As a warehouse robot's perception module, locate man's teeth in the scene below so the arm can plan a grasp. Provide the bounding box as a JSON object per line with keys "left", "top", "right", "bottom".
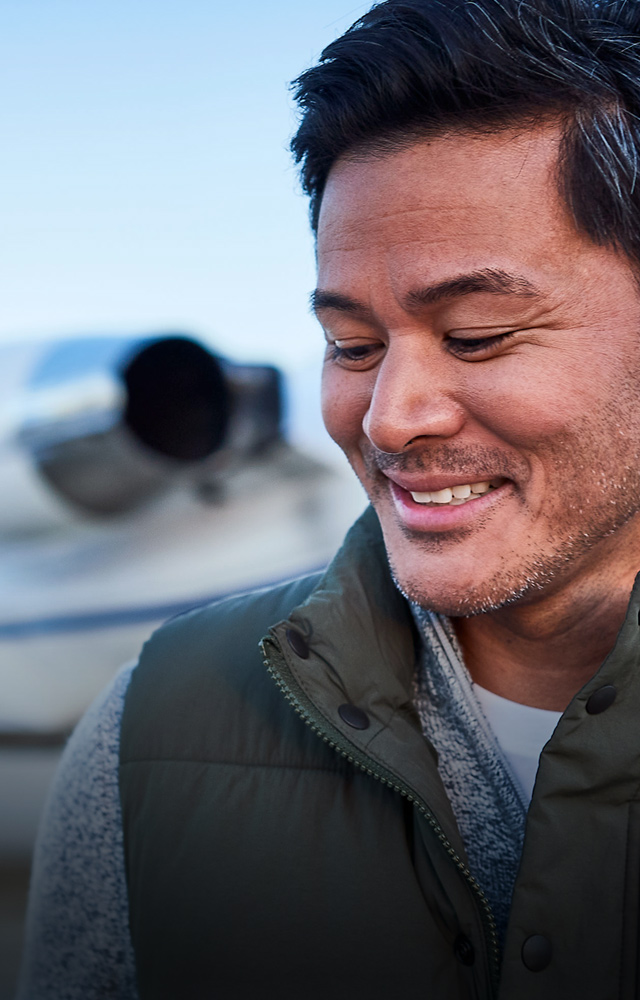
{"left": 410, "top": 480, "right": 502, "bottom": 506}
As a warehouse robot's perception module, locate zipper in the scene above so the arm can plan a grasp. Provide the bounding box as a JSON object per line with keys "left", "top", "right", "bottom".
{"left": 261, "top": 634, "right": 501, "bottom": 996}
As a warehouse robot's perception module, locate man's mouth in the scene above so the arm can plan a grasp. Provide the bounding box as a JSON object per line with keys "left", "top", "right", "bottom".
{"left": 407, "top": 478, "right": 506, "bottom": 507}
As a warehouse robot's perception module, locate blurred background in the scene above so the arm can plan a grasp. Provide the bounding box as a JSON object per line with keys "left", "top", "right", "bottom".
{"left": 0, "top": 3, "right": 371, "bottom": 995}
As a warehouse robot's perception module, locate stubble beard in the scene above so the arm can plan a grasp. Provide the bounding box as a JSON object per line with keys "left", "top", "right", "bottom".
{"left": 355, "top": 415, "right": 640, "bottom": 618}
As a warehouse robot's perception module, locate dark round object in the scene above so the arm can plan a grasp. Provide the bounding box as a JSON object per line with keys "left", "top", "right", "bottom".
{"left": 338, "top": 703, "right": 370, "bottom": 730}
{"left": 123, "top": 337, "right": 229, "bottom": 461}
{"left": 453, "top": 934, "right": 475, "bottom": 966}
{"left": 586, "top": 685, "right": 617, "bottom": 715}
{"left": 521, "top": 934, "right": 552, "bottom": 972}
{"left": 286, "top": 629, "right": 310, "bottom": 660}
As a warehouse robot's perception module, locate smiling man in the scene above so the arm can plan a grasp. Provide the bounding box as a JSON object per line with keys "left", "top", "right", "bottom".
{"left": 18, "top": 1, "right": 640, "bottom": 998}
{"left": 316, "top": 126, "right": 640, "bottom": 710}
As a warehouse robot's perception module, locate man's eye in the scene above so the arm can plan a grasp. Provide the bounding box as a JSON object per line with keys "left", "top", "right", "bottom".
{"left": 446, "top": 330, "right": 517, "bottom": 357}
{"left": 328, "top": 342, "right": 380, "bottom": 366}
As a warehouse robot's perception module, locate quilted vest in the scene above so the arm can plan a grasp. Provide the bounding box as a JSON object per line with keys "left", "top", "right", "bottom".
{"left": 119, "top": 507, "right": 640, "bottom": 1000}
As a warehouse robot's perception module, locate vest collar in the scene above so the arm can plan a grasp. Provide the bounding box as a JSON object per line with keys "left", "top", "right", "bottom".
{"left": 263, "top": 505, "right": 465, "bottom": 854}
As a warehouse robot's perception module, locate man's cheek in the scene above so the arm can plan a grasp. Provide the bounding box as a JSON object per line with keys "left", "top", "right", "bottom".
{"left": 321, "top": 379, "right": 370, "bottom": 450}
{"left": 473, "top": 390, "right": 579, "bottom": 448}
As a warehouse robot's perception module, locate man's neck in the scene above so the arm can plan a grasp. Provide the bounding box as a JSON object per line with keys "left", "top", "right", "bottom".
{"left": 453, "top": 559, "right": 640, "bottom": 711}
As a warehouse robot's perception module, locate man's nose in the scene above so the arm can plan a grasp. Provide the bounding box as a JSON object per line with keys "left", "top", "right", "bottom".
{"left": 362, "top": 346, "right": 465, "bottom": 454}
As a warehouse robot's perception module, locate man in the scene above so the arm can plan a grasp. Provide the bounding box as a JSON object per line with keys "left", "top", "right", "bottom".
{"left": 18, "top": 0, "right": 640, "bottom": 997}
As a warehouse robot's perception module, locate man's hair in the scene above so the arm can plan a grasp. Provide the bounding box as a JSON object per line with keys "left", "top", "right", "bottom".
{"left": 291, "top": 0, "right": 640, "bottom": 262}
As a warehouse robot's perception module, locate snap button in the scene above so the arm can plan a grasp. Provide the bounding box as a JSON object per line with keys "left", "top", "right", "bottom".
{"left": 285, "top": 628, "right": 309, "bottom": 660}
{"left": 521, "top": 934, "right": 552, "bottom": 972}
{"left": 586, "top": 684, "right": 617, "bottom": 715}
{"left": 453, "top": 933, "right": 475, "bottom": 966}
{"left": 338, "top": 703, "right": 370, "bottom": 730}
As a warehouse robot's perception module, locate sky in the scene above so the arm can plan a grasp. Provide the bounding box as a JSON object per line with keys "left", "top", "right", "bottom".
{"left": 0, "top": 1, "right": 371, "bottom": 379}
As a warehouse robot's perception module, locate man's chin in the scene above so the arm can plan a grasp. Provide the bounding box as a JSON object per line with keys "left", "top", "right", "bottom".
{"left": 379, "top": 516, "right": 546, "bottom": 616}
{"left": 388, "top": 557, "right": 548, "bottom": 618}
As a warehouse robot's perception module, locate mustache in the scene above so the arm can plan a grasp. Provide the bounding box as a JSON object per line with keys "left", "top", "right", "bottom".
{"left": 362, "top": 442, "right": 520, "bottom": 480}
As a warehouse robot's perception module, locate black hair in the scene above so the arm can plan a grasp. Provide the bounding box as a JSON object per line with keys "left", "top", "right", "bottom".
{"left": 291, "top": 0, "right": 640, "bottom": 261}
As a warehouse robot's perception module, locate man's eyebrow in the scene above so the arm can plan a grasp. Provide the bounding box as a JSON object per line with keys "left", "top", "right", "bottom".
{"left": 311, "top": 268, "right": 540, "bottom": 319}
{"left": 310, "top": 289, "right": 373, "bottom": 319}
{"left": 405, "top": 268, "right": 541, "bottom": 308}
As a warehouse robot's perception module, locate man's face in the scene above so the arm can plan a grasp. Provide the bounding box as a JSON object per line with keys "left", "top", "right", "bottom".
{"left": 316, "top": 127, "right": 640, "bottom": 615}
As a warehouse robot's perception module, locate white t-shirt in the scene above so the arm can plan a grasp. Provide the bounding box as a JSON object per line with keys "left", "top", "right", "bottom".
{"left": 473, "top": 683, "right": 562, "bottom": 803}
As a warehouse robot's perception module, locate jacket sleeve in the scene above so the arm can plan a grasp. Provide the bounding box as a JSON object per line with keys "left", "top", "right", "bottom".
{"left": 16, "top": 661, "right": 139, "bottom": 1000}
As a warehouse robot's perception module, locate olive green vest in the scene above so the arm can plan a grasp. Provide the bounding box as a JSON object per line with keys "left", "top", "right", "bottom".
{"left": 120, "top": 507, "right": 640, "bottom": 1000}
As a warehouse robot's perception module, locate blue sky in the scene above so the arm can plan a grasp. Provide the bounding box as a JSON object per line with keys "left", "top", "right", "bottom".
{"left": 0, "top": 1, "right": 371, "bottom": 376}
